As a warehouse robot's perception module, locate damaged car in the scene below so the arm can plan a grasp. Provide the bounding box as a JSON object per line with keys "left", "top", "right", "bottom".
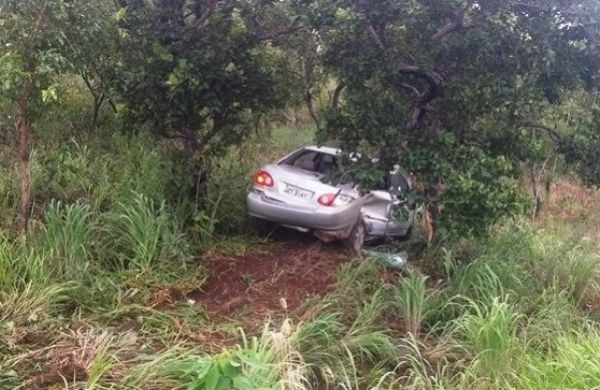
{"left": 246, "top": 146, "right": 414, "bottom": 252}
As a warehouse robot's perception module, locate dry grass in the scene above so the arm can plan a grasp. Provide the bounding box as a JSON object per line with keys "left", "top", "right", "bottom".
{"left": 9, "top": 328, "right": 138, "bottom": 388}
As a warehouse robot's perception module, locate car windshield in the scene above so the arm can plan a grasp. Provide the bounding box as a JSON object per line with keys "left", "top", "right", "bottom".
{"left": 282, "top": 150, "right": 338, "bottom": 175}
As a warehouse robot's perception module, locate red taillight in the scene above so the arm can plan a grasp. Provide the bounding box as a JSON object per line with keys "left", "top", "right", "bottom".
{"left": 318, "top": 192, "right": 355, "bottom": 207}
{"left": 318, "top": 193, "right": 336, "bottom": 206}
{"left": 254, "top": 170, "right": 274, "bottom": 187}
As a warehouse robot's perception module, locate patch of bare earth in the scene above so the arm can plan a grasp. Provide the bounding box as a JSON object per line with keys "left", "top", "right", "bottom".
{"left": 191, "top": 240, "right": 349, "bottom": 326}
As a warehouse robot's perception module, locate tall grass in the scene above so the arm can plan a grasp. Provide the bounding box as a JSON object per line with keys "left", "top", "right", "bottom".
{"left": 514, "top": 329, "right": 600, "bottom": 389}
{"left": 0, "top": 283, "right": 73, "bottom": 327}
{"left": 395, "top": 273, "right": 435, "bottom": 335}
{"left": 40, "top": 200, "right": 94, "bottom": 279}
{"left": 102, "top": 193, "right": 189, "bottom": 271}
{"left": 452, "top": 297, "right": 520, "bottom": 379}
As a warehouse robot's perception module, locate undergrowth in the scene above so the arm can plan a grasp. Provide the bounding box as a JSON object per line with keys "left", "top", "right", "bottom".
{"left": 1, "top": 126, "right": 600, "bottom": 389}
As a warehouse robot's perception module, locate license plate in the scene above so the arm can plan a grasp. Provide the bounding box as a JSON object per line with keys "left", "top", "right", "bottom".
{"left": 283, "top": 184, "right": 313, "bottom": 200}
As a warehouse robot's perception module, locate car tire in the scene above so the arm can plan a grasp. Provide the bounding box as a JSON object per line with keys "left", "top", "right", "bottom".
{"left": 343, "top": 220, "right": 367, "bottom": 255}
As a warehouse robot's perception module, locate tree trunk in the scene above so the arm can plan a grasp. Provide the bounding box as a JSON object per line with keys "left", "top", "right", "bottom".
{"left": 16, "top": 103, "right": 31, "bottom": 235}
{"left": 529, "top": 159, "right": 549, "bottom": 220}
{"left": 424, "top": 180, "right": 443, "bottom": 244}
{"left": 90, "top": 93, "right": 105, "bottom": 131}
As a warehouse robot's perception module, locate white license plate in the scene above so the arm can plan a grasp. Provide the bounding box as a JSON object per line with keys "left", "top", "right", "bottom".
{"left": 283, "top": 184, "right": 313, "bottom": 200}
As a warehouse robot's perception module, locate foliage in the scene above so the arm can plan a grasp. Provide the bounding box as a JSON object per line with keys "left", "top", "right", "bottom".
{"left": 102, "top": 193, "right": 189, "bottom": 271}
{"left": 309, "top": 0, "right": 600, "bottom": 235}
{"left": 562, "top": 109, "right": 600, "bottom": 186}
{"left": 110, "top": 0, "right": 297, "bottom": 156}
{"left": 40, "top": 200, "right": 94, "bottom": 279}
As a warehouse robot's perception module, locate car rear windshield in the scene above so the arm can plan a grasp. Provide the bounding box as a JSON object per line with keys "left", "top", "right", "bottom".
{"left": 281, "top": 149, "right": 338, "bottom": 175}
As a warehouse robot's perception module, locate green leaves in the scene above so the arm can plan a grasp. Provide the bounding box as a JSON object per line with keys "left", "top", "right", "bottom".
{"left": 184, "top": 353, "right": 259, "bottom": 390}
{"left": 112, "top": 0, "right": 292, "bottom": 154}
{"left": 312, "top": 0, "right": 600, "bottom": 238}
{"left": 152, "top": 42, "right": 174, "bottom": 62}
{"left": 0, "top": 51, "right": 25, "bottom": 97}
{"left": 114, "top": 7, "right": 128, "bottom": 23}
{"left": 41, "top": 84, "right": 59, "bottom": 103}
{"left": 562, "top": 109, "right": 600, "bottom": 186}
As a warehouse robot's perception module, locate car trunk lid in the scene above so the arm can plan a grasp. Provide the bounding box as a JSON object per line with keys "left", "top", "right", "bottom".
{"left": 260, "top": 164, "right": 339, "bottom": 207}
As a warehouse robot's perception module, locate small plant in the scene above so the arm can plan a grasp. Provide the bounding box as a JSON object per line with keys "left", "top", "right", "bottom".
{"left": 102, "top": 193, "right": 189, "bottom": 271}
{"left": 150, "top": 319, "right": 309, "bottom": 390}
{"left": 452, "top": 296, "right": 520, "bottom": 378}
{"left": 40, "top": 200, "right": 94, "bottom": 279}
{"left": 240, "top": 272, "right": 254, "bottom": 285}
{"left": 396, "top": 272, "right": 434, "bottom": 335}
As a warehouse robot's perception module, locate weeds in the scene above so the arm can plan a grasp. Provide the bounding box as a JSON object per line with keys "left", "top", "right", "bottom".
{"left": 102, "top": 193, "right": 189, "bottom": 271}
{"left": 41, "top": 200, "right": 94, "bottom": 279}
{"left": 395, "top": 272, "right": 434, "bottom": 335}
{"left": 452, "top": 297, "right": 520, "bottom": 378}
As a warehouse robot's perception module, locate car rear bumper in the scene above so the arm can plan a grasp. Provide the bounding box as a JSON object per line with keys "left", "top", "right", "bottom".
{"left": 247, "top": 190, "right": 362, "bottom": 231}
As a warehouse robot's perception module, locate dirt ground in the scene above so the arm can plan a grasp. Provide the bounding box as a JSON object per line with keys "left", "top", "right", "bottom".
{"left": 191, "top": 232, "right": 350, "bottom": 327}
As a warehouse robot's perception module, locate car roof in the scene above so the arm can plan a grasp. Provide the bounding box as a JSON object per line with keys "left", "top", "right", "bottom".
{"left": 303, "top": 145, "right": 341, "bottom": 156}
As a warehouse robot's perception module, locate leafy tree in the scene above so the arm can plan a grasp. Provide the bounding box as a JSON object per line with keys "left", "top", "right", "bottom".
{"left": 59, "top": 1, "right": 121, "bottom": 131}
{"left": 111, "top": 0, "right": 300, "bottom": 156}
{"left": 308, "top": 0, "right": 600, "bottom": 237}
{"left": 0, "top": 0, "right": 70, "bottom": 233}
{"left": 562, "top": 109, "right": 600, "bottom": 186}
{"left": 0, "top": 0, "right": 111, "bottom": 233}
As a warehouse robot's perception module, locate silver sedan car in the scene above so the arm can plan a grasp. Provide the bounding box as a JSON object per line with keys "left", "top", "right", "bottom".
{"left": 246, "top": 146, "right": 414, "bottom": 252}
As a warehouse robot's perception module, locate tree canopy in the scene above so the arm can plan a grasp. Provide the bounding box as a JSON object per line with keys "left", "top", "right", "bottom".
{"left": 308, "top": 0, "right": 600, "bottom": 235}
{"left": 110, "top": 0, "right": 300, "bottom": 155}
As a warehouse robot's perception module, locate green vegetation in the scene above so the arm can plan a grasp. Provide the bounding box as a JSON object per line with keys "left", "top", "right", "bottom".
{"left": 0, "top": 125, "right": 599, "bottom": 388}
{"left": 2, "top": 0, "right": 600, "bottom": 389}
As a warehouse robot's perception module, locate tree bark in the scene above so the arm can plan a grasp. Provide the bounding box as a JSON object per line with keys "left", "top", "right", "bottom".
{"left": 16, "top": 102, "right": 31, "bottom": 235}
{"left": 91, "top": 93, "right": 105, "bottom": 131}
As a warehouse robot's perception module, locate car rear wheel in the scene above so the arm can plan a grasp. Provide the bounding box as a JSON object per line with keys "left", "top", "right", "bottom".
{"left": 343, "top": 220, "right": 366, "bottom": 255}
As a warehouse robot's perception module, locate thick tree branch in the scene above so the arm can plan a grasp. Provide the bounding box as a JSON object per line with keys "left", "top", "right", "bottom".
{"left": 432, "top": 5, "right": 468, "bottom": 41}
{"left": 518, "top": 118, "right": 562, "bottom": 143}
{"left": 368, "top": 24, "right": 386, "bottom": 51}
{"left": 329, "top": 82, "right": 346, "bottom": 110}
{"left": 305, "top": 90, "right": 321, "bottom": 130}
{"left": 400, "top": 82, "right": 420, "bottom": 97}
{"left": 393, "top": 66, "right": 444, "bottom": 128}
